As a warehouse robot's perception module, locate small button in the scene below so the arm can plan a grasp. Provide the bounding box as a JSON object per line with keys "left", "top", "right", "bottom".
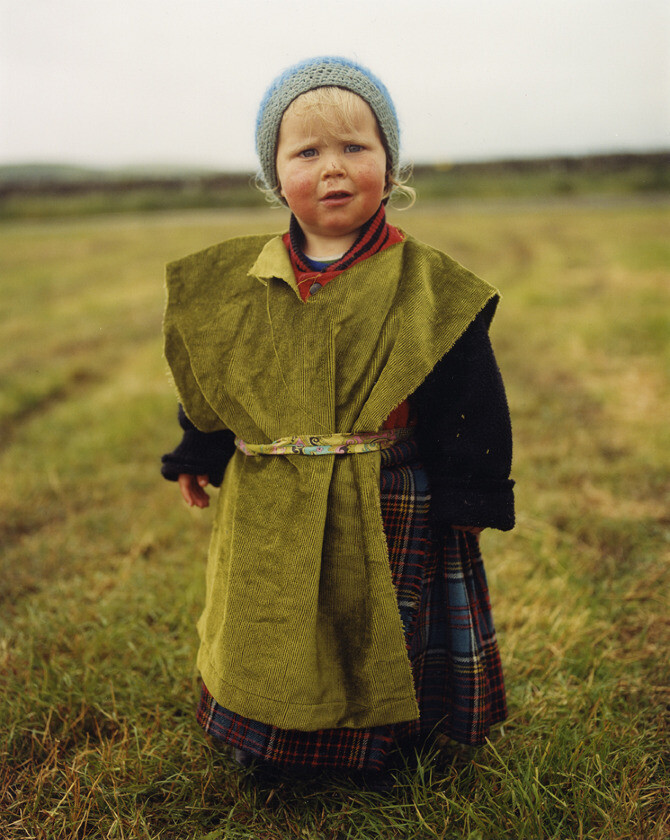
{"left": 309, "top": 281, "right": 322, "bottom": 296}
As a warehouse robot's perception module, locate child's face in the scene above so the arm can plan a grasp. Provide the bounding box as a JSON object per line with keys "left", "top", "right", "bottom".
{"left": 275, "top": 94, "right": 388, "bottom": 255}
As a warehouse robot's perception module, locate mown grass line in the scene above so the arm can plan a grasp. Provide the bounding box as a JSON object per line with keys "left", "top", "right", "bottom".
{"left": 0, "top": 201, "right": 668, "bottom": 839}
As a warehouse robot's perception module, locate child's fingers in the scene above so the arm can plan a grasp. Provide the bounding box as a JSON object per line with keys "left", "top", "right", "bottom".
{"left": 192, "top": 475, "right": 211, "bottom": 508}
{"left": 190, "top": 485, "right": 210, "bottom": 508}
{"left": 178, "top": 474, "right": 210, "bottom": 508}
{"left": 177, "top": 474, "right": 195, "bottom": 505}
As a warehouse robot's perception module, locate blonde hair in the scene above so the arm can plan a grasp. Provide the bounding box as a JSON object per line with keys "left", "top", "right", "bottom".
{"left": 258, "top": 86, "right": 415, "bottom": 208}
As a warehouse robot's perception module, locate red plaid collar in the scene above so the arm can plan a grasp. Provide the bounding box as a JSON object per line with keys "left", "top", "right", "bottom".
{"left": 283, "top": 204, "right": 404, "bottom": 301}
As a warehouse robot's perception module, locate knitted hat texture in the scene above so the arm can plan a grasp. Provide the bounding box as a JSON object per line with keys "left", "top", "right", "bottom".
{"left": 255, "top": 56, "right": 399, "bottom": 195}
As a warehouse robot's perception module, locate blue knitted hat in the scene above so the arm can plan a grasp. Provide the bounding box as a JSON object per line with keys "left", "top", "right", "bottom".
{"left": 255, "top": 56, "right": 400, "bottom": 195}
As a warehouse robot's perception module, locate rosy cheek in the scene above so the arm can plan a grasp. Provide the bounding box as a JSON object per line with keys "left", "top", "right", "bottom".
{"left": 279, "top": 168, "right": 306, "bottom": 192}
{"left": 355, "top": 162, "right": 386, "bottom": 190}
{"left": 289, "top": 178, "right": 313, "bottom": 199}
{"left": 281, "top": 172, "right": 314, "bottom": 204}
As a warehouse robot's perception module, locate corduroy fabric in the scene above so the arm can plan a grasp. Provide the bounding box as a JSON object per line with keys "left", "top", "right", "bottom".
{"left": 163, "top": 232, "right": 499, "bottom": 730}
{"left": 255, "top": 56, "right": 400, "bottom": 195}
{"left": 196, "top": 439, "right": 507, "bottom": 770}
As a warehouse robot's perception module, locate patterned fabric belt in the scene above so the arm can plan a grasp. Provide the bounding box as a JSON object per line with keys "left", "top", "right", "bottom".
{"left": 234, "top": 428, "right": 413, "bottom": 456}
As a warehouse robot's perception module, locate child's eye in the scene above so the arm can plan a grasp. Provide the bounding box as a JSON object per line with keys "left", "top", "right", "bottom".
{"left": 345, "top": 144, "right": 363, "bottom": 153}
{"left": 298, "top": 148, "right": 318, "bottom": 158}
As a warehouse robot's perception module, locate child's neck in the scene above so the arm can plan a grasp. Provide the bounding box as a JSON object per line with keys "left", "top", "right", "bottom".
{"left": 301, "top": 229, "right": 359, "bottom": 259}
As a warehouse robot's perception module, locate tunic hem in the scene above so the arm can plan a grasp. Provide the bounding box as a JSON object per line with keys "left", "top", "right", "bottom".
{"left": 197, "top": 646, "right": 420, "bottom": 731}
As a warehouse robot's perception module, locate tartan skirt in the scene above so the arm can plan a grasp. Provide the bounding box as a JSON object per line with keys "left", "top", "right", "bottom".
{"left": 196, "top": 439, "right": 507, "bottom": 771}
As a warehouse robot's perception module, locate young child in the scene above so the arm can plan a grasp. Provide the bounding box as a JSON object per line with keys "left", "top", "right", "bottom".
{"left": 161, "top": 56, "right": 514, "bottom": 782}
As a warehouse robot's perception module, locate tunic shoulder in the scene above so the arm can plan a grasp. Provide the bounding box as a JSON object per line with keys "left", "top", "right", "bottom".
{"left": 400, "top": 233, "right": 498, "bottom": 299}
{"left": 166, "top": 233, "right": 279, "bottom": 307}
{"left": 167, "top": 233, "right": 276, "bottom": 274}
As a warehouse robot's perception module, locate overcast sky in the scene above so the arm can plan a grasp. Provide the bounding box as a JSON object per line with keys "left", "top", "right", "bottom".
{"left": 1, "top": 0, "right": 668, "bottom": 171}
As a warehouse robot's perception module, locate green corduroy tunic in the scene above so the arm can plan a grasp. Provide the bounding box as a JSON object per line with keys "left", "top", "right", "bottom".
{"left": 164, "top": 232, "right": 499, "bottom": 730}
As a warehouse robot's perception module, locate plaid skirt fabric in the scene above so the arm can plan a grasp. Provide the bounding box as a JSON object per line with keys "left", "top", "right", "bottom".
{"left": 196, "top": 439, "right": 506, "bottom": 771}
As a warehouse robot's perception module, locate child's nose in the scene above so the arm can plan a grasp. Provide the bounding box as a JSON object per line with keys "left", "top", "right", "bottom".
{"left": 322, "top": 154, "right": 345, "bottom": 177}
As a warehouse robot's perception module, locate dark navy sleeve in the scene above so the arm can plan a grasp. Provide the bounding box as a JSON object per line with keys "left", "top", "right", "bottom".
{"left": 160, "top": 405, "right": 236, "bottom": 487}
{"left": 413, "top": 307, "right": 515, "bottom": 531}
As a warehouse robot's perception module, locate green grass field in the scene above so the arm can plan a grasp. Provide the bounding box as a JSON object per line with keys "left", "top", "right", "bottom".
{"left": 1, "top": 198, "right": 668, "bottom": 839}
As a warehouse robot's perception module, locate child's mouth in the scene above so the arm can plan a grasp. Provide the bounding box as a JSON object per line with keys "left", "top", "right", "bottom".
{"left": 321, "top": 191, "right": 352, "bottom": 204}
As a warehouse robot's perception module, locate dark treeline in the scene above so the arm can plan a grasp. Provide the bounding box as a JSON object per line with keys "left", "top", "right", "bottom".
{"left": 0, "top": 170, "right": 254, "bottom": 198}
{"left": 0, "top": 152, "right": 667, "bottom": 198}
{"left": 414, "top": 151, "right": 669, "bottom": 176}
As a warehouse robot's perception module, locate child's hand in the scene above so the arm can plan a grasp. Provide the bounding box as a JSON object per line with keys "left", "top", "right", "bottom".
{"left": 178, "top": 474, "right": 211, "bottom": 508}
{"left": 453, "top": 526, "right": 484, "bottom": 535}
